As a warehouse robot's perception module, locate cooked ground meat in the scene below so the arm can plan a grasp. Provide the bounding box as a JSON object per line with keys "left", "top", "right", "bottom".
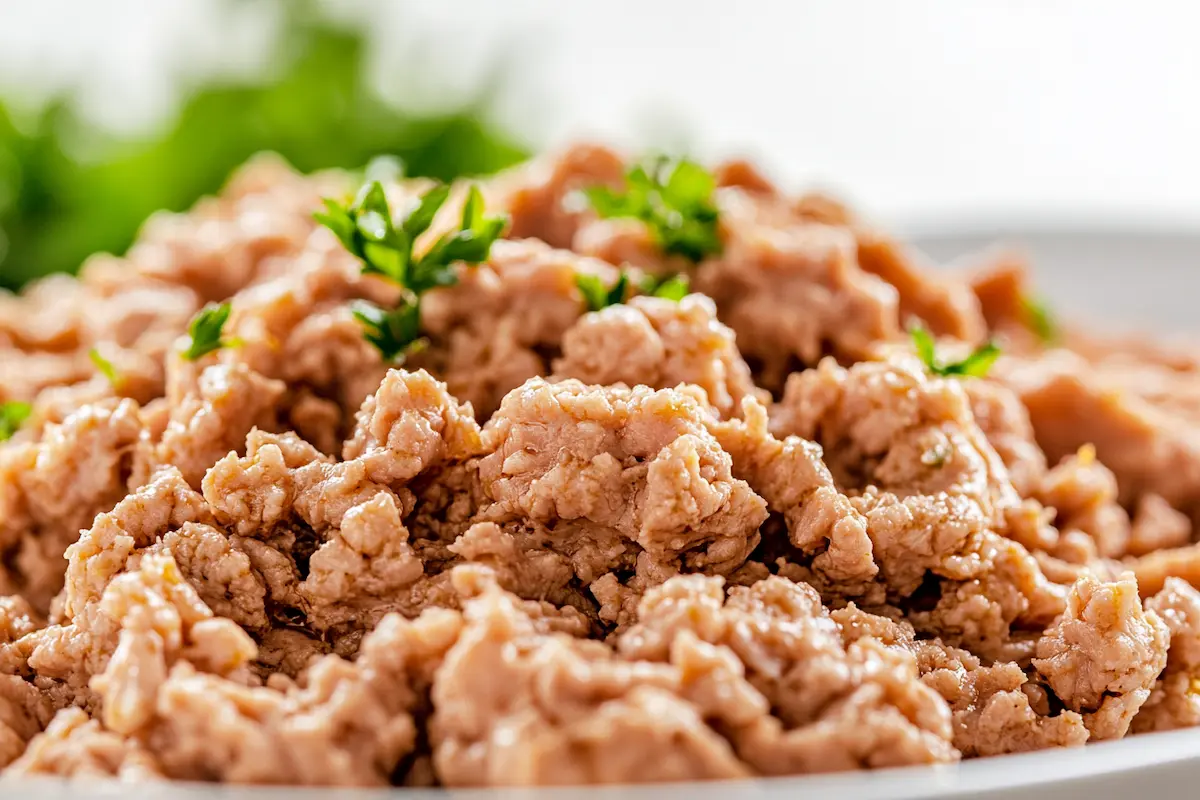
{"left": 1, "top": 143, "right": 1199, "bottom": 786}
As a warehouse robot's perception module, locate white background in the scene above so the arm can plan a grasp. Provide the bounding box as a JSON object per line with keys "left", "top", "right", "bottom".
{"left": 1, "top": 0, "right": 1198, "bottom": 231}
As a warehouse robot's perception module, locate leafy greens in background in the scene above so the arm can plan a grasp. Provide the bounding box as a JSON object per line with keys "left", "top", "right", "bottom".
{"left": 0, "top": 1, "right": 528, "bottom": 291}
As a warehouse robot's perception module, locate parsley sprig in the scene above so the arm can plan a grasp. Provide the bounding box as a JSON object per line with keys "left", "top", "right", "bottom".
{"left": 182, "top": 302, "right": 240, "bottom": 361}
{"left": 910, "top": 322, "right": 1000, "bottom": 378}
{"left": 641, "top": 273, "right": 690, "bottom": 302}
{"left": 585, "top": 156, "right": 722, "bottom": 263}
{"left": 0, "top": 401, "right": 31, "bottom": 442}
{"left": 89, "top": 347, "right": 121, "bottom": 386}
{"left": 351, "top": 299, "right": 423, "bottom": 363}
{"left": 574, "top": 270, "right": 691, "bottom": 312}
{"left": 575, "top": 272, "right": 630, "bottom": 312}
{"left": 317, "top": 181, "right": 507, "bottom": 361}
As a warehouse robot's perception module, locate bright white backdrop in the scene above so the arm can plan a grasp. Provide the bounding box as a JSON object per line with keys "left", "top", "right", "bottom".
{"left": 1, "top": 0, "right": 1198, "bottom": 230}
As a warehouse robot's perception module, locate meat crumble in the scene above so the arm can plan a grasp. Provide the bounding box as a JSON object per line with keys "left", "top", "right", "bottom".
{"left": 2, "top": 143, "right": 1200, "bottom": 787}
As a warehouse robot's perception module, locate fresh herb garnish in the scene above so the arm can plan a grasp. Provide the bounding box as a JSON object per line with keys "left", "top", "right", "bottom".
{"left": 182, "top": 302, "right": 239, "bottom": 361}
{"left": 0, "top": 401, "right": 31, "bottom": 442}
{"left": 910, "top": 322, "right": 1001, "bottom": 378}
{"left": 585, "top": 156, "right": 722, "bottom": 262}
{"left": 351, "top": 300, "right": 424, "bottom": 363}
{"left": 641, "top": 273, "right": 690, "bottom": 301}
{"left": 317, "top": 182, "right": 505, "bottom": 292}
{"left": 317, "top": 181, "right": 507, "bottom": 361}
{"left": 88, "top": 347, "right": 121, "bottom": 386}
{"left": 576, "top": 272, "right": 630, "bottom": 312}
{"left": 576, "top": 269, "right": 692, "bottom": 312}
{"left": 1023, "top": 296, "right": 1059, "bottom": 345}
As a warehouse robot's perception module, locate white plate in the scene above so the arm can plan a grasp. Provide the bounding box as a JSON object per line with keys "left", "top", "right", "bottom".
{"left": 911, "top": 226, "right": 1200, "bottom": 336}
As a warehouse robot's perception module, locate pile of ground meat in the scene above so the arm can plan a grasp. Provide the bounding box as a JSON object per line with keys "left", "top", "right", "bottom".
{"left": 1, "top": 144, "right": 1200, "bottom": 787}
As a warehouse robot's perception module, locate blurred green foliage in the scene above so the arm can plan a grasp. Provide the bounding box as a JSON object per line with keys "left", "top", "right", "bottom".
{"left": 0, "top": 2, "right": 528, "bottom": 291}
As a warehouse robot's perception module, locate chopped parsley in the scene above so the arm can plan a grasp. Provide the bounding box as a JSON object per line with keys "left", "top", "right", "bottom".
{"left": 0, "top": 401, "right": 31, "bottom": 442}
{"left": 575, "top": 271, "right": 630, "bottom": 312}
{"left": 182, "top": 302, "right": 239, "bottom": 361}
{"left": 316, "top": 182, "right": 506, "bottom": 294}
{"left": 1023, "top": 296, "right": 1059, "bottom": 345}
{"left": 585, "top": 156, "right": 722, "bottom": 263}
{"left": 317, "top": 181, "right": 507, "bottom": 362}
{"left": 910, "top": 322, "right": 1001, "bottom": 378}
{"left": 88, "top": 347, "right": 121, "bottom": 386}
{"left": 641, "top": 273, "right": 690, "bottom": 301}
{"left": 351, "top": 300, "right": 424, "bottom": 363}
{"left": 576, "top": 269, "right": 692, "bottom": 312}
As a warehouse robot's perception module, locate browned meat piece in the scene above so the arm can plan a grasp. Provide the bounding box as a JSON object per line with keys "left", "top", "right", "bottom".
{"left": 494, "top": 142, "right": 626, "bottom": 248}
{"left": 553, "top": 293, "right": 767, "bottom": 420}
{"left": 154, "top": 361, "right": 286, "bottom": 488}
{"left": 0, "top": 676, "right": 56, "bottom": 768}
{"left": 712, "top": 396, "right": 878, "bottom": 592}
{"left": 138, "top": 523, "right": 272, "bottom": 633}
{"left": 572, "top": 185, "right": 903, "bottom": 388}
{"left": 1033, "top": 573, "right": 1169, "bottom": 739}
{"left": 412, "top": 239, "right": 618, "bottom": 418}
{"left": 1129, "top": 542, "right": 1200, "bottom": 597}
{"left": 201, "top": 369, "right": 483, "bottom": 639}
{"left": 689, "top": 195, "right": 899, "bottom": 389}
{"left": 966, "top": 249, "right": 1045, "bottom": 353}
{"left": 855, "top": 231, "right": 986, "bottom": 343}
{"left": 1000, "top": 352, "right": 1200, "bottom": 519}
{"left": 59, "top": 467, "right": 214, "bottom": 621}
{"left": 1037, "top": 446, "right": 1131, "bottom": 558}
{"left": 6, "top": 708, "right": 161, "bottom": 779}
{"left": 125, "top": 155, "right": 341, "bottom": 302}
{"left": 88, "top": 554, "right": 257, "bottom": 735}
{"left": 1134, "top": 578, "right": 1200, "bottom": 732}
{"left": 617, "top": 575, "right": 957, "bottom": 774}
{"left": 139, "top": 607, "right": 460, "bottom": 785}
{"left": 771, "top": 355, "right": 1015, "bottom": 596}
{"left": 1128, "top": 494, "right": 1193, "bottom": 557}
{"left": 7, "top": 547, "right": 255, "bottom": 724}
{"left": 476, "top": 378, "right": 767, "bottom": 624}
{"left": 430, "top": 568, "right": 750, "bottom": 786}
{"left": 222, "top": 242, "right": 391, "bottom": 431}
{"left": 18, "top": 606, "right": 461, "bottom": 785}
{"left": 909, "top": 534, "right": 1066, "bottom": 663}
{"left": 918, "top": 642, "right": 1088, "bottom": 756}
{"left": 0, "top": 156, "right": 343, "bottom": 418}
{"left": 0, "top": 398, "right": 144, "bottom": 611}
{"left": 964, "top": 379, "right": 1047, "bottom": 496}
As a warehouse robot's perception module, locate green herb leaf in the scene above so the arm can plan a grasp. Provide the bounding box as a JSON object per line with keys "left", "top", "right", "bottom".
{"left": 315, "top": 180, "right": 411, "bottom": 283}
{"left": 89, "top": 347, "right": 121, "bottom": 386}
{"left": 182, "top": 302, "right": 238, "bottom": 361}
{"left": 320, "top": 181, "right": 506, "bottom": 296}
{"left": 575, "top": 270, "right": 633, "bottom": 312}
{"left": 352, "top": 299, "right": 424, "bottom": 362}
{"left": 322, "top": 180, "right": 506, "bottom": 357}
{"left": 412, "top": 186, "right": 507, "bottom": 289}
{"left": 402, "top": 183, "right": 451, "bottom": 240}
{"left": 642, "top": 273, "right": 690, "bottom": 302}
{"left": 1023, "top": 296, "right": 1059, "bottom": 345}
{"left": 606, "top": 271, "right": 630, "bottom": 307}
{"left": 575, "top": 274, "right": 608, "bottom": 312}
{"left": 909, "top": 321, "right": 1001, "bottom": 378}
{"left": 0, "top": 401, "right": 31, "bottom": 442}
{"left": 586, "top": 156, "right": 722, "bottom": 263}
